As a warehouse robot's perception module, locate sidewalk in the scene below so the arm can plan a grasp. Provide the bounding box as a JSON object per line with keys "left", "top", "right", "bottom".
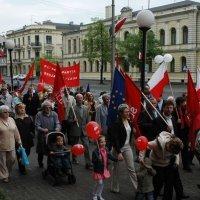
{"left": 0, "top": 146, "right": 199, "bottom": 200}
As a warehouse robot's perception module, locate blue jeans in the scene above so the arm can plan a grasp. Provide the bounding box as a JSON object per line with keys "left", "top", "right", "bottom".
{"left": 135, "top": 191, "right": 154, "bottom": 200}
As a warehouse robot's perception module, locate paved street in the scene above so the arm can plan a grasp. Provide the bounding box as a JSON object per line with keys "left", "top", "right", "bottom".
{"left": 0, "top": 144, "right": 199, "bottom": 200}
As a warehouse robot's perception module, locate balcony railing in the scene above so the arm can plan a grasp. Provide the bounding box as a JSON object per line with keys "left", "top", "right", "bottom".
{"left": 30, "top": 42, "right": 42, "bottom": 48}
{"left": 13, "top": 59, "right": 22, "bottom": 64}
{"left": 14, "top": 44, "right": 24, "bottom": 50}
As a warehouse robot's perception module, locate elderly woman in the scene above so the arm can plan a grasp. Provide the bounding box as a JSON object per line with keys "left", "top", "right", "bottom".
{"left": 35, "top": 100, "right": 61, "bottom": 168}
{"left": 0, "top": 105, "right": 21, "bottom": 183}
{"left": 110, "top": 104, "right": 138, "bottom": 193}
{"left": 15, "top": 103, "right": 35, "bottom": 174}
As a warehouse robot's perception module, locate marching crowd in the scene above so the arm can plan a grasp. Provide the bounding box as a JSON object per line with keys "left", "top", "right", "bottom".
{"left": 0, "top": 82, "right": 200, "bottom": 200}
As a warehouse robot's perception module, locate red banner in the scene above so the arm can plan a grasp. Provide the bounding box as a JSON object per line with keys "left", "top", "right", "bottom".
{"left": 38, "top": 59, "right": 80, "bottom": 88}
{"left": 39, "top": 59, "right": 57, "bottom": 85}
{"left": 61, "top": 63, "right": 80, "bottom": 87}
{"left": 0, "top": 73, "right": 3, "bottom": 84}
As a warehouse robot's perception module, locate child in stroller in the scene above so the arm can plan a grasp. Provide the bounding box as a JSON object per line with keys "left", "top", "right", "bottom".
{"left": 42, "top": 132, "right": 76, "bottom": 185}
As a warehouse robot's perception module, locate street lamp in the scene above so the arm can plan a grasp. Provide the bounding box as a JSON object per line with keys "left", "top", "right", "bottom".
{"left": 136, "top": 9, "right": 155, "bottom": 92}
{"left": 5, "top": 39, "right": 15, "bottom": 91}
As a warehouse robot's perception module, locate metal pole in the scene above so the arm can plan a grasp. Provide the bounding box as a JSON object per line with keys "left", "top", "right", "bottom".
{"left": 9, "top": 49, "right": 13, "bottom": 91}
{"left": 140, "top": 27, "right": 149, "bottom": 92}
{"left": 111, "top": 0, "right": 115, "bottom": 87}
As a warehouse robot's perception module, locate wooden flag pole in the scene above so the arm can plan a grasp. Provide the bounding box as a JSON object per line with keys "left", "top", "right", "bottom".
{"left": 141, "top": 92, "right": 168, "bottom": 126}
{"left": 141, "top": 102, "right": 153, "bottom": 120}
{"left": 169, "top": 81, "right": 180, "bottom": 120}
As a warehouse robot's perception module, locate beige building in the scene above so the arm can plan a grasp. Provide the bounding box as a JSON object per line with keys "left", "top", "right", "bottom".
{"left": 5, "top": 21, "right": 80, "bottom": 75}
{"left": 63, "top": 0, "right": 200, "bottom": 82}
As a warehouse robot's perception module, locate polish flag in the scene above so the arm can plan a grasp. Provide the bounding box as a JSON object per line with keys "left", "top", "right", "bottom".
{"left": 196, "top": 67, "right": 200, "bottom": 99}
{"left": 147, "top": 63, "right": 169, "bottom": 100}
{"left": 115, "top": 17, "right": 126, "bottom": 33}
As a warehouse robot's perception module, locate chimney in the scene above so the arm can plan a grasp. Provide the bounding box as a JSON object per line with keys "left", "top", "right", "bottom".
{"left": 105, "top": 6, "right": 112, "bottom": 19}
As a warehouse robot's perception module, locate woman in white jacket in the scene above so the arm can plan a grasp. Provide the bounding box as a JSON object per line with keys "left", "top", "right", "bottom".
{"left": 139, "top": 131, "right": 183, "bottom": 200}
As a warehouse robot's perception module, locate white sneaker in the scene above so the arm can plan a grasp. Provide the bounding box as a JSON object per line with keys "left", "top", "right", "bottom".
{"left": 92, "top": 196, "right": 98, "bottom": 200}
{"left": 98, "top": 196, "right": 105, "bottom": 200}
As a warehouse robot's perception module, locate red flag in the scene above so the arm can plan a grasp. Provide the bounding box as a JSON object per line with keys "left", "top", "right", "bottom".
{"left": 125, "top": 73, "right": 142, "bottom": 138}
{"left": 19, "top": 63, "right": 34, "bottom": 93}
{"left": 0, "top": 73, "right": 4, "bottom": 84}
{"left": 147, "top": 63, "right": 169, "bottom": 100}
{"left": 52, "top": 64, "right": 65, "bottom": 122}
{"left": 115, "top": 17, "right": 126, "bottom": 33}
{"left": 187, "top": 70, "right": 200, "bottom": 149}
{"left": 39, "top": 59, "right": 57, "bottom": 85}
{"left": 61, "top": 63, "right": 80, "bottom": 87}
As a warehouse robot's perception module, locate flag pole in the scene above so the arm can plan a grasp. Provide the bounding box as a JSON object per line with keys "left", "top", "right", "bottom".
{"left": 169, "top": 81, "right": 180, "bottom": 119}
{"left": 141, "top": 92, "right": 168, "bottom": 125}
{"left": 141, "top": 102, "right": 153, "bottom": 120}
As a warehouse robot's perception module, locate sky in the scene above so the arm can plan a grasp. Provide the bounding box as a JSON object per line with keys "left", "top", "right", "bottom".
{"left": 0, "top": 0, "right": 199, "bottom": 34}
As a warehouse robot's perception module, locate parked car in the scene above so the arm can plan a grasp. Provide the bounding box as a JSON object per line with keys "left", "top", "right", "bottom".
{"left": 13, "top": 74, "right": 26, "bottom": 81}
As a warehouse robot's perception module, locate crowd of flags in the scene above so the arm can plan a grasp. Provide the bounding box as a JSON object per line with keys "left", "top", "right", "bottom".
{"left": 1, "top": 57, "right": 200, "bottom": 146}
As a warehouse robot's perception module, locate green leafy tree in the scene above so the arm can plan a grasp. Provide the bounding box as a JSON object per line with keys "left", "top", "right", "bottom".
{"left": 117, "top": 31, "right": 163, "bottom": 71}
{"left": 83, "top": 20, "right": 111, "bottom": 83}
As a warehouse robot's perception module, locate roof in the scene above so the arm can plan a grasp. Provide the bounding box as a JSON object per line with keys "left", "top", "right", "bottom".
{"left": 148, "top": 0, "right": 200, "bottom": 13}
{"left": 42, "top": 21, "right": 80, "bottom": 31}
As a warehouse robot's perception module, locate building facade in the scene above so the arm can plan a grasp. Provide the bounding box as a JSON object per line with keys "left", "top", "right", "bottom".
{"left": 63, "top": 0, "right": 200, "bottom": 82}
{"left": 5, "top": 21, "right": 80, "bottom": 76}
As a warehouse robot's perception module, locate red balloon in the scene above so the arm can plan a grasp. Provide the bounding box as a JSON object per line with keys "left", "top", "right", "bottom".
{"left": 135, "top": 136, "right": 148, "bottom": 151}
{"left": 86, "top": 121, "right": 101, "bottom": 140}
{"left": 71, "top": 144, "right": 85, "bottom": 156}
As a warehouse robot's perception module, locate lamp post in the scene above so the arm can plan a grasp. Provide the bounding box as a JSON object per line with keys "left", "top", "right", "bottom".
{"left": 136, "top": 9, "right": 155, "bottom": 92}
{"left": 5, "top": 39, "right": 15, "bottom": 91}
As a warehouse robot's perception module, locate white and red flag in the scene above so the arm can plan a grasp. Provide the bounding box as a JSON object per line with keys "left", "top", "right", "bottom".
{"left": 115, "top": 17, "right": 126, "bottom": 33}
{"left": 147, "top": 63, "right": 169, "bottom": 100}
{"left": 196, "top": 67, "right": 200, "bottom": 99}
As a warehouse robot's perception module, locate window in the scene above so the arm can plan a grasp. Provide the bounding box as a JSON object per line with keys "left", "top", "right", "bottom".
{"left": 104, "top": 62, "right": 107, "bottom": 72}
{"left": 68, "top": 62, "right": 71, "bottom": 66}
{"left": 171, "top": 28, "right": 176, "bottom": 45}
{"left": 35, "top": 50, "right": 40, "bottom": 58}
{"left": 28, "top": 50, "right": 31, "bottom": 59}
{"left": 96, "top": 60, "right": 99, "bottom": 72}
{"left": 28, "top": 36, "right": 31, "bottom": 45}
{"left": 73, "top": 39, "right": 77, "bottom": 53}
{"left": 46, "top": 50, "right": 52, "bottom": 58}
{"left": 22, "top": 51, "right": 25, "bottom": 59}
{"left": 78, "top": 38, "right": 81, "bottom": 53}
{"left": 14, "top": 39, "right": 16, "bottom": 45}
{"left": 90, "top": 61, "right": 93, "bottom": 72}
{"left": 18, "top": 38, "right": 20, "bottom": 45}
{"left": 73, "top": 61, "right": 76, "bottom": 65}
{"left": 14, "top": 52, "right": 16, "bottom": 59}
{"left": 182, "top": 26, "right": 188, "bottom": 44}
{"left": 22, "top": 37, "right": 25, "bottom": 45}
{"left": 124, "top": 31, "right": 129, "bottom": 40}
{"left": 83, "top": 61, "right": 87, "bottom": 72}
{"left": 46, "top": 35, "right": 52, "bottom": 44}
{"left": 181, "top": 56, "right": 187, "bottom": 71}
{"left": 35, "top": 35, "right": 39, "bottom": 45}
{"left": 68, "top": 40, "right": 71, "bottom": 54}
{"left": 23, "top": 65, "right": 26, "bottom": 73}
{"left": 170, "top": 58, "right": 175, "bottom": 72}
{"left": 160, "top": 29, "right": 165, "bottom": 45}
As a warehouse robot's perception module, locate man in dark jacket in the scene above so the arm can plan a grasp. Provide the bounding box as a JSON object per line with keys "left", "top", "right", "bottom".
{"left": 139, "top": 98, "right": 158, "bottom": 141}
{"left": 23, "top": 86, "right": 40, "bottom": 120}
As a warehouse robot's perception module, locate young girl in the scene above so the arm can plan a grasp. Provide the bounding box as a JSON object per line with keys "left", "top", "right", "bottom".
{"left": 92, "top": 135, "right": 118, "bottom": 200}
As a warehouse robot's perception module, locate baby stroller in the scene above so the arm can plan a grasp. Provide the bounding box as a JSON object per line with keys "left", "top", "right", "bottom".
{"left": 42, "top": 132, "right": 76, "bottom": 186}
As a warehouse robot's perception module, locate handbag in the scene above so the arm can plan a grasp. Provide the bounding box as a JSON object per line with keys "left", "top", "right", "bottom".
{"left": 17, "top": 146, "right": 30, "bottom": 166}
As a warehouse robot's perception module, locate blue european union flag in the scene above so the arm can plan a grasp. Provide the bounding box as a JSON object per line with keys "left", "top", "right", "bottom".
{"left": 107, "top": 68, "right": 125, "bottom": 126}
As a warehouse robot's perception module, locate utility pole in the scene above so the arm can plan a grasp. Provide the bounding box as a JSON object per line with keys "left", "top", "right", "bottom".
{"left": 111, "top": 0, "right": 115, "bottom": 86}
